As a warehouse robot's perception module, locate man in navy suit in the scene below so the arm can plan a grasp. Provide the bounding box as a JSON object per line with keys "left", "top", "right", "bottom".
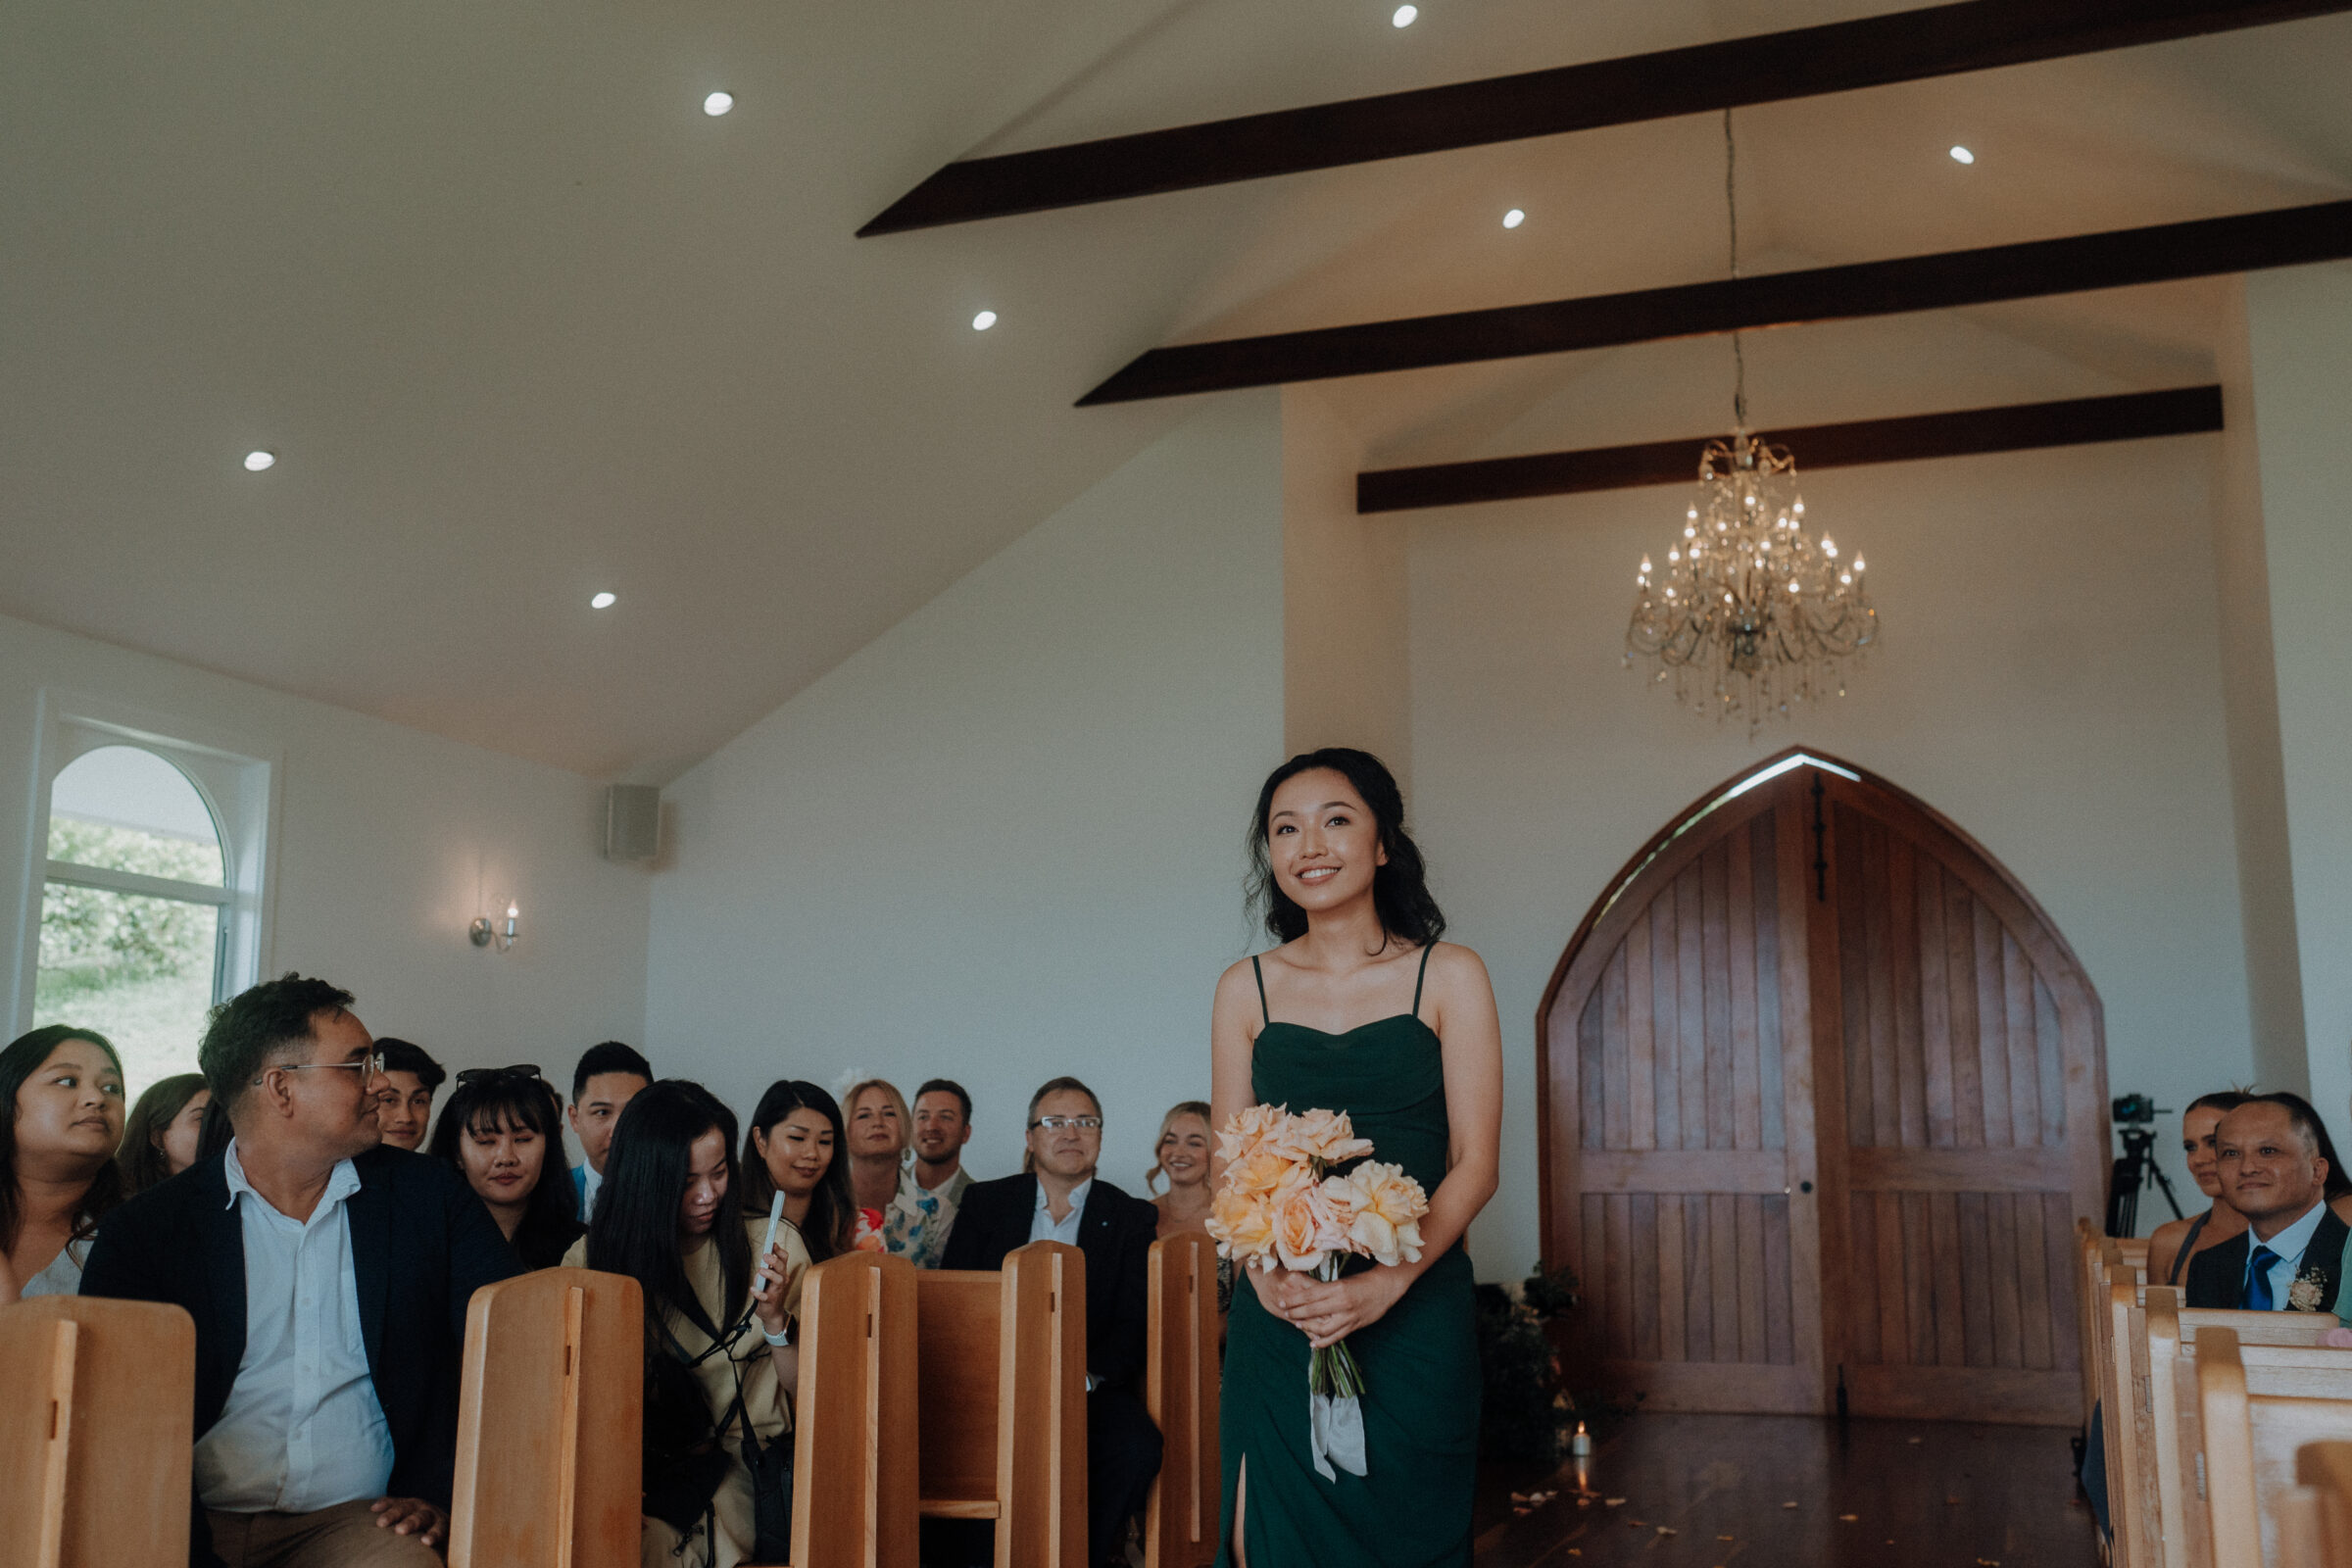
{"left": 944, "top": 1076, "right": 1162, "bottom": 1568}
{"left": 80, "top": 974, "right": 520, "bottom": 1568}
{"left": 564, "top": 1041, "right": 651, "bottom": 1221}
{"left": 2185, "top": 1094, "right": 2349, "bottom": 1313}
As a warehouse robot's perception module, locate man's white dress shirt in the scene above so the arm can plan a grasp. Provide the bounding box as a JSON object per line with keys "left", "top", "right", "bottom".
{"left": 2247, "top": 1198, "right": 2330, "bottom": 1310}
{"left": 1029, "top": 1176, "right": 1093, "bottom": 1247}
{"left": 194, "top": 1141, "right": 396, "bottom": 1513}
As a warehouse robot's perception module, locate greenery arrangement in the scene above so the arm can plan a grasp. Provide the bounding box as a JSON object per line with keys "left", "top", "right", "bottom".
{"left": 38, "top": 818, "right": 220, "bottom": 992}
{"left": 1475, "top": 1262, "right": 1582, "bottom": 1462}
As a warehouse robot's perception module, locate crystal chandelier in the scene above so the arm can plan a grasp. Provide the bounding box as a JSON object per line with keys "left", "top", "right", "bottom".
{"left": 1624, "top": 114, "right": 1879, "bottom": 728}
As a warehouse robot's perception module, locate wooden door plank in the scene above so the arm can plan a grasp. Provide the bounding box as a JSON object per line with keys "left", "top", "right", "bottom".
{"left": 1917, "top": 857, "right": 1960, "bottom": 1149}
{"left": 1889, "top": 839, "right": 1931, "bottom": 1150}
{"left": 1739, "top": 1193, "right": 1771, "bottom": 1362}
{"left": 1576, "top": 1151, "right": 1789, "bottom": 1192}
{"left": 1838, "top": 814, "right": 1877, "bottom": 1152}
{"left": 1849, "top": 1194, "right": 1884, "bottom": 1363}
{"left": 1703, "top": 842, "right": 1739, "bottom": 1151}
{"left": 1628, "top": 915, "right": 1658, "bottom": 1152}
{"left": 1861, "top": 815, "right": 1903, "bottom": 1148}
{"left": 1957, "top": 1193, "right": 1996, "bottom": 1368}
{"left": 1581, "top": 1194, "right": 1607, "bottom": 1368}
{"left": 1781, "top": 781, "right": 1837, "bottom": 1409}
{"left": 1845, "top": 1146, "right": 2072, "bottom": 1190}
{"left": 1651, "top": 895, "right": 1686, "bottom": 1152}
{"left": 1730, "top": 821, "right": 1767, "bottom": 1152}
{"left": 1658, "top": 1190, "right": 1689, "bottom": 1363}
{"left": 1678, "top": 863, "right": 1710, "bottom": 1152}
{"left": 1578, "top": 993, "right": 1605, "bottom": 1152}
{"left": 2034, "top": 974, "right": 2071, "bottom": 1142}
{"left": 1945, "top": 874, "right": 1987, "bottom": 1149}
{"left": 2045, "top": 1194, "right": 2082, "bottom": 1373}
{"left": 1752, "top": 811, "right": 1788, "bottom": 1152}
{"left": 1633, "top": 1194, "right": 1662, "bottom": 1362}
{"left": 1907, "top": 1193, "right": 1941, "bottom": 1366}
{"left": 2004, "top": 934, "right": 2043, "bottom": 1145}
{"left": 1763, "top": 1194, "right": 1797, "bottom": 1365}
{"left": 2016, "top": 1193, "right": 2055, "bottom": 1370}
{"left": 1601, "top": 946, "right": 1633, "bottom": 1151}
{"left": 1711, "top": 1192, "right": 1742, "bottom": 1359}
{"left": 1971, "top": 902, "right": 2015, "bottom": 1149}
{"left": 1879, "top": 1191, "right": 1913, "bottom": 1364}
{"left": 1987, "top": 1193, "right": 2027, "bottom": 1369}
{"left": 1607, "top": 1193, "right": 1635, "bottom": 1358}
{"left": 1686, "top": 1195, "right": 1716, "bottom": 1363}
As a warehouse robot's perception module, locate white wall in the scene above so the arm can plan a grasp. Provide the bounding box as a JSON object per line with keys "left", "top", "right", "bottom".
{"left": 0, "top": 610, "right": 652, "bottom": 1115}
{"left": 643, "top": 395, "right": 1287, "bottom": 1191}
{"left": 1405, "top": 435, "right": 2256, "bottom": 1271}
{"left": 2246, "top": 261, "right": 2352, "bottom": 1137}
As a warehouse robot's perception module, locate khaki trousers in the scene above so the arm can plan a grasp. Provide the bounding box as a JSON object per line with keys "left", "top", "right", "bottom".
{"left": 206, "top": 1498, "right": 443, "bottom": 1568}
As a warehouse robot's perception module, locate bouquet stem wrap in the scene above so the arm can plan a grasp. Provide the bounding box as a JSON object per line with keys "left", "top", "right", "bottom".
{"left": 1307, "top": 1252, "right": 1369, "bottom": 1480}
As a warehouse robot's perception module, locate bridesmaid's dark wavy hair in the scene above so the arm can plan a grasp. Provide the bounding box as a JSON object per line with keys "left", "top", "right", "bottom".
{"left": 1247, "top": 748, "right": 1446, "bottom": 951}
{"left": 739, "top": 1080, "right": 857, "bottom": 1263}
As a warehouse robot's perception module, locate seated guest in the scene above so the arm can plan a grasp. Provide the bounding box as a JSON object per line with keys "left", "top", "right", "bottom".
{"left": 568, "top": 1040, "right": 653, "bottom": 1221}
{"left": 846, "top": 1077, "right": 946, "bottom": 1263}
{"left": 121, "top": 1072, "right": 213, "bottom": 1196}
{"left": 1146, "top": 1100, "right": 1214, "bottom": 1239}
{"left": 79, "top": 974, "right": 521, "bottom": 1566}
{"left": 1, "top": 1024, "right": 126, "bottom": 1299}
{"left": 2187, "top": 1092, "right": 2352, "bottom": 1312}
{"left": 568, "top": 1081, "right": 802, "bottom": 1568}
{"left": 426, "top": 1065, "right": 583, "bottom": 1269}
{"left": 907, "top": 1077, "right": 978, "bottom": 1263}
{"left": 945, "top": 1077, "right": 1162, "bottom": 1568}
{"left": 741, "top": 1079, "right": 857, "bottom": 1270}
{"left": 2148, "top": 1091, "right": 2254, "bottom": 1286}
{"left": 371, "top": 1039, "right": 445, "bottom": 1152}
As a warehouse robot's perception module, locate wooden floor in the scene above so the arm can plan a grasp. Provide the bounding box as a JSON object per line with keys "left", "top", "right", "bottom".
{"left": 1473, "top": 1412, "right": 2097, "bottom": 1568}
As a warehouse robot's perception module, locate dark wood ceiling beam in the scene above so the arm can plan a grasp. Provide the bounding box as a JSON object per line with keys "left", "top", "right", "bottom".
{"left": 1078, "top": 199, "right": 2352, "bottom": 405}
{"left": 1355, "top": 385, "right": 2223, "bottom": 513}
{"left": 859, "top": 0, "right": 2352, "bottom": 235}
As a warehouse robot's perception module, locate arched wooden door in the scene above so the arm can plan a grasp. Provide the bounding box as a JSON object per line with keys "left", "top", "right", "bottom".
{"left": 1538, "top": 750, "right": 2108, "bottom": 1425}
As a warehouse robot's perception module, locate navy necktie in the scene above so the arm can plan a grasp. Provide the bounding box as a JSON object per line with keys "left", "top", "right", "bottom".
{"left": 2248, "top": 1245, "right": 2281, "bottom": 1311}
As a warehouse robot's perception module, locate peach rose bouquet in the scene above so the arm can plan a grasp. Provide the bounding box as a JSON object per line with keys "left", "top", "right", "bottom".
{"left": 1204, "top": 1103, "right": 1430, "bottom": 1480}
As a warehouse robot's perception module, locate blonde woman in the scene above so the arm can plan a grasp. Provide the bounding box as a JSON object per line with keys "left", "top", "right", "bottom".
{"left": 843, "top": 1078, "right": 952, "bottom": 1266}
{"left": 1147, "top": 1101, "right": 1214, "bottom": 1240}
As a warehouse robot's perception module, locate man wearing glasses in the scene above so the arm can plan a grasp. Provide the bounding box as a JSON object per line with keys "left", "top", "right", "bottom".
{"left": 81, "top": 974, "right": 520, "bottom": 1568}
{"left": 944, "top": 1077, "right": 1162, "bottom": 1568}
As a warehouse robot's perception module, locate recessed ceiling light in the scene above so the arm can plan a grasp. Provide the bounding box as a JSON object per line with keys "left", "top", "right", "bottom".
{"left": 704, "top": 91, "right": 734, "bottom": 117}
{"left": 971, "top": 310, "right": 998, "bottom": 331}
{"left": 1502, "top": 208, "right": 1525, "bottom": 229}
{"left": 243, "top": 450, "right": 276, "bottom": 471}
{"left": 590, "top": 591, "right": 617, "bottom": 610}
{"left": 1950, "top": 144, "right": 1975, "bottom": 165}
{"left": 1393, "top": 4, "right": 1418, "bottom": 25}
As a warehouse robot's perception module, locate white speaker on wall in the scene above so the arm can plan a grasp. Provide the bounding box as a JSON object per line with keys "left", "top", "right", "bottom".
{"left": 604, "top": 784, "right": 661, "bottom": 862}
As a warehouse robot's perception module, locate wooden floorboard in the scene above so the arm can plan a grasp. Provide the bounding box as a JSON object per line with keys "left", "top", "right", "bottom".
{"left": 1475, "top": 1411, "right": 2095, "bottom": 1566}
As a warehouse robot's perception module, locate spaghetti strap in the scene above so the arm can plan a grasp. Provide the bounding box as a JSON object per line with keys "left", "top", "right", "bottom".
{"left": 1251, "top": 955, "right": 1271, "bottom": 1025}
{"left": 2168, "top": 1208, "right": 2213, "bottom": 1286}
{"left": 1411, "top": 943, "right": 1434, "bottom": 1019}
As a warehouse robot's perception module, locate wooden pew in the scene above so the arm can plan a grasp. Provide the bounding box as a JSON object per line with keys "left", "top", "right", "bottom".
{"left": 2281, "top": 1441, "right": 2352, "bottom": 1568}
{"left": 449, "top": 1266, "right": 643, "bottom": 1568}
{"left": 0, "top": 1296, "right": 195, "bottom": 1568}
{"left": 2127, "top": 1289, "right": 2342, "bottom": 1568}
{"left": 917, "top": 1240, "right": 1087, "bottom": 1568}
{"left": 1145, "top": 1233, "right": 1220, "bottom": 1568}
{"left": 778, "top": 1250, "right": 919, "bottom": 1568}
{"left": 2195, "top": 1330, "right": 2352, "bottom": 1568}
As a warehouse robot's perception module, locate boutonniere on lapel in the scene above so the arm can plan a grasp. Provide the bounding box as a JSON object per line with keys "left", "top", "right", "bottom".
{"left": 2288, "top": 1268, "right": 2328, "bottom": 1312}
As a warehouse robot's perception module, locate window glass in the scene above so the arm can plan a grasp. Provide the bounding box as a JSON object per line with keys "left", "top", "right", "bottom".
{"left": 48, "top": 745, "right": 224, "bottom": 883}
{"left": 36, "top": 745, "right": 227, "bottom": 1089}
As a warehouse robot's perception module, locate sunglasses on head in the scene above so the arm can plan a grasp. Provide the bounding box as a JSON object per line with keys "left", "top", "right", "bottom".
{"left": 455, "top": 1063, "right": 543, "bottom": 1087}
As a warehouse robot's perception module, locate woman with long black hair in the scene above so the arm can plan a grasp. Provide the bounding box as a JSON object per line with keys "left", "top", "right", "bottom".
{"left": 426, "top": 1067, "right": 583, "bottom": 1269}
{"left": 1208, "top": 748, "right": 1502, "bottom": 1568}
{"left": 565, "top": 1080, "right": 802, "bottom": 1568}
{"left": 1, "top": 1024, "right": 127, "bottom": 1302}
{"left": 740, "top": 1080, "right": 855, "bottom": 1272}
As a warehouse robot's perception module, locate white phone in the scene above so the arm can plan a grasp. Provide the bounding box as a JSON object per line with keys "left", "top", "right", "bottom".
{"left": 760, "top": 1189, "right": 785, "bottom": 1277}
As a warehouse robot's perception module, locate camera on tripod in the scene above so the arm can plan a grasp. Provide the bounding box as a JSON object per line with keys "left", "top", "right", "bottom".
{"left": 2106, "top": 1091, "right": 2182, "bottom": 1237}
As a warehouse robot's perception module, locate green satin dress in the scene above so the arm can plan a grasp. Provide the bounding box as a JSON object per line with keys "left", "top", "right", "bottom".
{"left": 1216, "top": 947, "right": 1480, "bottom": 1567}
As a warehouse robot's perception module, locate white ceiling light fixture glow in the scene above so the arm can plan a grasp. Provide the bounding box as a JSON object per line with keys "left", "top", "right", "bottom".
{"left": 242, "top": 450, "right": 276, "bottom": 471}
{"left": 590, "top": 591, "right": 617, "bottom": 610}
{"left": 971, "top": 310, "right": 997, "bottom": 330}
{"left": 1392, "top": 5, "right": 1418, "bottom": 26}
{"left": 1502, "top": 208, "right": 1525, "bottom": 228}
{"left": 1949, "top": 144, "right": 1975, "bottom": 165}
{"left": 704, "top": 91, "right": 734, "bottom": 117}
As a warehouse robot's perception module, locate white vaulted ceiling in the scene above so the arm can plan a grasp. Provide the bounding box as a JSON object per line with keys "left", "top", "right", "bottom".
{"left": 4, "top": 2, "right": 2348, "bottom": 778}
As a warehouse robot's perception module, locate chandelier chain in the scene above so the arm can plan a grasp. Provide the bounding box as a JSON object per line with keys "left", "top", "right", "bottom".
{"left": 1725, "top": 109, "right": 1747, "bottom": 430}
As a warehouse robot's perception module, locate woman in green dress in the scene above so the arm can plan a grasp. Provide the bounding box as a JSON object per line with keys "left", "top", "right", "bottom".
{"left": 1210, "top": 748, "right": 1503, "bottom": 1567}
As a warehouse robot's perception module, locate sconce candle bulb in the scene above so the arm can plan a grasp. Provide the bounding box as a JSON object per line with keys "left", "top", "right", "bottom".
{"left": 470, "top": 903, "right": 521, "bottom": 954}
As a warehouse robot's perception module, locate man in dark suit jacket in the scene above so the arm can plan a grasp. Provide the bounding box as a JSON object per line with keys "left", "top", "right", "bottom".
{"left": 80, "top": 975, "right": 520, "bottom": 1568}
{"left": 943, "top": 1076, "right": 1162, "bottom": 1568}
{"left": 2185, "top": 1094, "right": 2348, "bottom": 1313}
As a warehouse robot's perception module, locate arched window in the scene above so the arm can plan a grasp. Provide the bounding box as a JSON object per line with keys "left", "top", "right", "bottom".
{"left": 35, "top": 745, "right": 231, "bottom": 1088}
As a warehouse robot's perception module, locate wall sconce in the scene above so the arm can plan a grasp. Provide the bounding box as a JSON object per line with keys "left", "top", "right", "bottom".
{"left": 470, "top": 904, "right": 519, "bottom": 954}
